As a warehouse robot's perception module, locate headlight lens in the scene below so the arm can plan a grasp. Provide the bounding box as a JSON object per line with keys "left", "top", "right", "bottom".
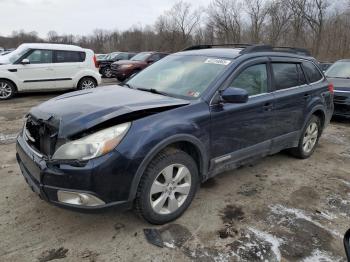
{"left": 121, "top": 64, "right": 133, "bottom": 69}
{"left": 52, "top": 122, "right": 131, "bottom": 160}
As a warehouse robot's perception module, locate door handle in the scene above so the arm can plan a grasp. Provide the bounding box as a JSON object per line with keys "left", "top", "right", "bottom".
{"left": 263, "top": 102, "right": 273, "bottom": 111}
{"left": 46, "top": 68, "right": 54, "bottom": 71}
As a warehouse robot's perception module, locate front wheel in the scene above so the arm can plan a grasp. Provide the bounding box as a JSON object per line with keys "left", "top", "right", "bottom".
{"left": 0, "top": 80, "right": 16, "bottom": 100}
{"left": 135, "top": 148, "right": 199, "bottom": 224}
{"left": 77, "top": 77, "right": 97, "bottom": 90}
{"left": 102, "top": 67, "right": 113, "bottom": 78}
{"left": 290, "top": 115, "right": 321, "bottom": 159}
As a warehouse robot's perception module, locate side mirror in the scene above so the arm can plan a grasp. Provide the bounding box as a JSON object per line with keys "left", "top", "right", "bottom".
{"left": 147, "top": 59, "right": 155, "bottom": 64}
{"left": 21, "top": 59, "right": 30, "bottom": 65}
{"left": 344, "top": 229, "right": 350, "bottom": 260}
{"left": 221, "top": 87, "right": 248, "bottom": 103}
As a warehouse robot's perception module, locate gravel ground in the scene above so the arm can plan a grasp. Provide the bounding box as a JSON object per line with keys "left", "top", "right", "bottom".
{"left": 0, "top": 80, "right": 350, "bottom": 261}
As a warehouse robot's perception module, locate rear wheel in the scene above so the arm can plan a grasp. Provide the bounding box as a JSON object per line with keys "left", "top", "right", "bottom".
{"left": 290, "top": 115, "right": 321, "bottom": 159}
{"left": 77, "top": 77, "right": 97, "bottom": 90}
{"left": 135, "top": 148, "right": 199, "bottom": 224}
{"left": 0, "top": 80, "right": 16, "bottom": 100}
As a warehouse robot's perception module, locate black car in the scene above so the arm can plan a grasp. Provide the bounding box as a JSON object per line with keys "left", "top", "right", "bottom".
{"left": 319, "top": 62, "right": 333, "bottom": 72}
{"left": 325, "top": 59, "right": 350, "bottom": 118}
{"left": 16, "top": 44, "right": 333, "bottom": 224}
{"left": 99, "top": 52, "right": 136, "bottom": 78}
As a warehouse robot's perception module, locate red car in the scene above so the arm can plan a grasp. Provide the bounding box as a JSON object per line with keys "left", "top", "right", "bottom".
{"left": 111, "top": 52, "right": 169, "bottom": 81}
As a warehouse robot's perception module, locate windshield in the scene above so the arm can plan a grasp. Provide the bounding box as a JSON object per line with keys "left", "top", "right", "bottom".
{"left": 131, "top": 52, "right": 151, "bottom": 61}
{"left": 325, "top": 61, "right": 350, "bottom": 78}
{"left": 7, "top": 47, "right": 29, "bottom": 63}
{"left": 127, "top": 55, "right": 232, "bottom": 99}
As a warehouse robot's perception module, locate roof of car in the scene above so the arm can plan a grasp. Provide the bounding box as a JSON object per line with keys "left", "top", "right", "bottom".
{"left": 18, "top": 43, "right": 84, "bottom": 51}
{"left": 335, "top": 59, "right": 350, "bottom": 62}
{"left": 178, "top": 44, "right": 314, "bottom": 61}
{"left": 177, "top": 48, "right": 243, "bottom": 59}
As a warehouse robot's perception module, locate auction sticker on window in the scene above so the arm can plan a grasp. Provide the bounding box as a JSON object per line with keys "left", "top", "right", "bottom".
{"left": 204, "top": 58, "right": 231, "bottom": 66}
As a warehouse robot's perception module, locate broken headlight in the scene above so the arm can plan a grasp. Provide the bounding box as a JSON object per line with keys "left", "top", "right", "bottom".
{"left": 52, "top": 122, "right": 131, "bottom": 160}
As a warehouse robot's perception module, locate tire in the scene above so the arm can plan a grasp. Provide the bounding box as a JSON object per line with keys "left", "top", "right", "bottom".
{"left": 135, "top": 148, "right": 199, "bottom": 224}
{"left": 289, "top": 115, "right": 321, "bottom": 159}
{"left": 77, "top": 77, "right": 97, "bottom": 90}
{"left": 0, "top": 79, "right": 16, "bottom": 100}
{"left": 102, "top": 67, "right": 112, "bottom": 78}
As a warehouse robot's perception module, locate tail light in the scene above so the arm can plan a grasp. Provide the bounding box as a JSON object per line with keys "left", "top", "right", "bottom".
{"left": 93, "top": 55, "right": 99, "bottom": 68}
{"left": 328, "top": 83, "right": 334, "bottom": 94}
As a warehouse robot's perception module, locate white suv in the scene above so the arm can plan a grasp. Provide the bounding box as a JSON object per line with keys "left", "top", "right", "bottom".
{"left": 0, "top": 43, "right": 102, "bottom": 100}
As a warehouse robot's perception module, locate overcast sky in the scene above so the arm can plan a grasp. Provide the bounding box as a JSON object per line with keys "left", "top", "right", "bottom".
{"left": 0, "top": 0, "right": 213, "bottom": 37}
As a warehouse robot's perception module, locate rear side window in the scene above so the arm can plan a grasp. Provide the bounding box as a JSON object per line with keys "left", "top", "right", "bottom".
{"left": 272, "top": 63, "right": 305, "bottom": 90}
{"left": 302, "top": 61, "right": 323, "bottom": 83}
{"left": 230, "top": 64, "right": 268, "bottom": 96}
{"left": 54, "top": 51, "right": 86, "bottom": 63}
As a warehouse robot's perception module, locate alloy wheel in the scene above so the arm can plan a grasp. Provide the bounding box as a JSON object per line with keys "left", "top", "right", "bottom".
{"left": 150, "top": 164, "right": 191, "bottom": 215}
{"left": 302, "top": 122, "right": 318, "bottom": 153}
{"left": 81, "top": 79, "right": 96, "bottom": 89}
{"left": 0, "top": 81, "right": 13, "bottom": 99}
{"left": 104, "top": 68, "right": 112, "bottom": 78}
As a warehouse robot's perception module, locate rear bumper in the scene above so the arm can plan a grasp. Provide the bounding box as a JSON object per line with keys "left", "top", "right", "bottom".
{"left": 16, "top": 133, "right": 133, "bottom": 212}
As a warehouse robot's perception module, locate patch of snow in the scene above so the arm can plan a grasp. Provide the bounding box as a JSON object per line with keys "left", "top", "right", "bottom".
{"left": 248, "top": 227, "right": 284, "bottom": 262}
{"left": 163, "top": 241, "right": 175, "bottom": 249}
{"left": 317, "top": 210, "right": 337, "bottom": 220}
{"left": 269, "top": 205, "right": 342, "bottom": 238}
{"left": 301, "top": 249, "right": 342, "bottom": 262}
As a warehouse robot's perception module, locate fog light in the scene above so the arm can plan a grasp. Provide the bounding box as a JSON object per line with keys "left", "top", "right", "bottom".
{"left": 57, "top": 190, "right": 105, "bottom": 206}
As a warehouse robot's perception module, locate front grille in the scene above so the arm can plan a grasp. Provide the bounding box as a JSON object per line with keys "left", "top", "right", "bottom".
{"left": 24, "top": 116, "right": 58, "bottom": 157}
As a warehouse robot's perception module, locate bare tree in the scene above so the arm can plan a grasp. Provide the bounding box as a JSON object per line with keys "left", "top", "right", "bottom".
{"left": 265, "top": 0, "right": 292, "bottom": 45}
{"left": 207, "top": 0, "right": 242, "bottom": 43}
{"left": 245, "top": 0, "right": 268, "bottom": 43}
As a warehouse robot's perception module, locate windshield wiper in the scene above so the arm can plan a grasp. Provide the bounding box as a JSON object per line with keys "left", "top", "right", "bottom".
{"left": 135, "top": 87, "right": 170, "bottom": 97}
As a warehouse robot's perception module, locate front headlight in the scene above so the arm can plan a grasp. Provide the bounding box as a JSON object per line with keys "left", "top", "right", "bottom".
{"left": 121, "top": 64, "right": 133, "bottom": 69}
{"left": 52, "top": 122, "right": 131, "bottom": 160}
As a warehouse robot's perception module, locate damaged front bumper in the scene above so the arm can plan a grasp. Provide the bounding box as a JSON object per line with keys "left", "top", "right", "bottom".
{"left": 16, "top": 133, "right": 133, "bottom": 212}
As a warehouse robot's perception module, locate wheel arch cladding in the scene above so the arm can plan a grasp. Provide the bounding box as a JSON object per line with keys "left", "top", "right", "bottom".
{"left": 128, "top": 134, "right": 208, "bottom": 202}
{"left": 312, "top": 109, "right": 325, "bottom": 129}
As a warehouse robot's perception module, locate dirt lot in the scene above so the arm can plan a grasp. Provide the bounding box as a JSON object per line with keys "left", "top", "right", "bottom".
{"left": 1, "top": 81, "right": 350, "bottom": 261}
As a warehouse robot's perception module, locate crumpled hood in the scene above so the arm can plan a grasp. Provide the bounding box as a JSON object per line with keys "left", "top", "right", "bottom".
{"left": 29, "top": 85, "right": 189, "bottom": 138}
{"left": 328, "top": 77, "right": 350, "bottom": 91}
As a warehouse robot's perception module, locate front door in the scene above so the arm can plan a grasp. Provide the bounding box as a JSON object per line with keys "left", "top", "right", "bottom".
{"left": 210, "top": 58, "right": 275, "bottom": 173}
{"left": 15, "top": 49, "right": 55, "bottom": 90}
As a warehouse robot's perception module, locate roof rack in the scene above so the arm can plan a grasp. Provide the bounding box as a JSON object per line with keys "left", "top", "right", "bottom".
{"left": 240, "top": 45, "right": 311, "bottom": 56}
{"left": 182, "top": 43, "right": 252, "bottom": 51}
{"left": 182, "top": 43, "right": 311, "bottom": 56}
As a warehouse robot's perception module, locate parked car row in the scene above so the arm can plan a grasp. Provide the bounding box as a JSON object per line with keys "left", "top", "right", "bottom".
{"left": 98, "top": 51, "right": 169, "bottom": 79}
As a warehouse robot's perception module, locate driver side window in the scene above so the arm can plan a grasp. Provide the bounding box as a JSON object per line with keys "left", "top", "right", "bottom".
{"left": 230, "top": 64, "right": 268, "bottom": 96}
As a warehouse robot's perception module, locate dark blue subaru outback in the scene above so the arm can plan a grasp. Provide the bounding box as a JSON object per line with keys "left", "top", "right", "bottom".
{"left": 16, "top": 44, "right": 334, "bottom": 224}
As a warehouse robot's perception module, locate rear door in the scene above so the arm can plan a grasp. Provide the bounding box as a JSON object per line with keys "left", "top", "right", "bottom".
{"left": 270, "top": 58, "right": 309, "bottom": 144}
{"left": 52, "top": 50, "right": 86, "bottom": 88}
{"left": 209, "top": 58, "right": 275, "bottom": 172}
{"left": 15, "top": 49, "right": 55, "bottom": 90}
